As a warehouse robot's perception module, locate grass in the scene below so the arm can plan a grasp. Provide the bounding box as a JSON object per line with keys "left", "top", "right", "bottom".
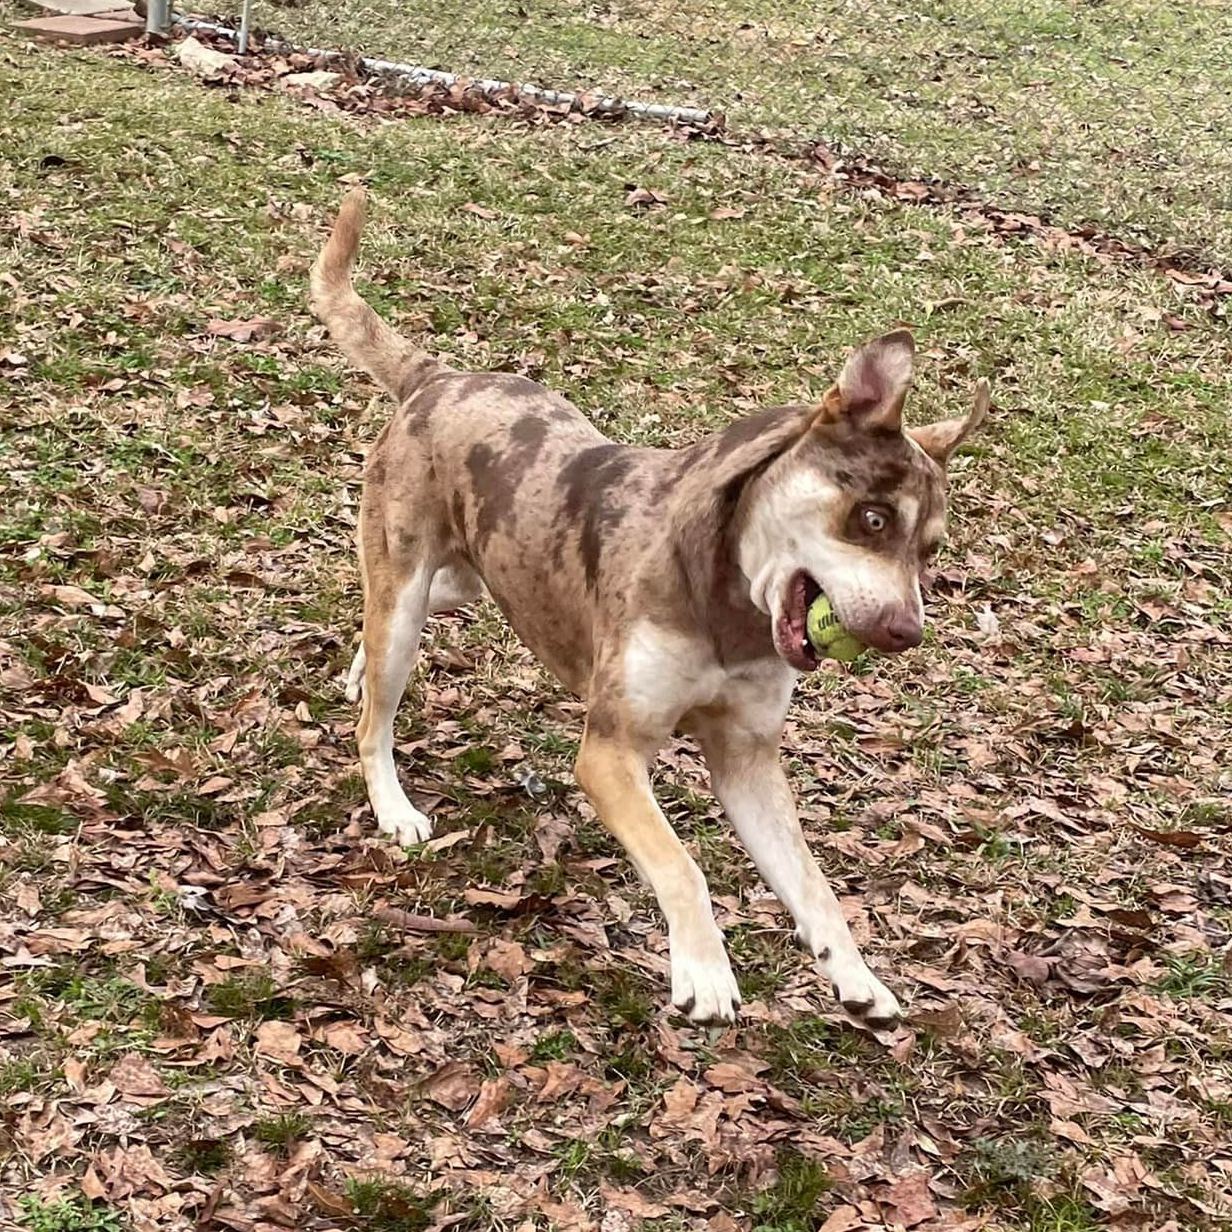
{"left": 343, "top": 1179, "right": 440, "bottom": 1232}
{"left": 746, "top": 1148, "right": 833, "bottom": 1231}
{"left": 13, "top": 964, "right": 159, "bottom": 1035}
{"left": 17, "top": 1196, "right": 125, "bottom": 1232}
{"left": 253, "top": 1110, "right": 314, "bottom": 1152}
{"left": 962, "top": 1136, "right": 1057, "bottom": 1208}
{"left": 529, "top": 1028, "right": 577, "bottom": 1062}
{"left": 173, "top": 1137, "right": 232, "bottom": 1176}
{"left": 272, "top": 0, "right": 1232, "bottom": 264}
{"left": 206, "top": 970, "right": 298, "bottom": 1021}
{"left": 1021, "top": 1197, "right": 1101, "bottom": 1232}
{"left": 1156, "top": 953, "right": 1231, "bottom": 1001}
{"left": 0, "top": 14, "right": 1229, "bottom": 1230}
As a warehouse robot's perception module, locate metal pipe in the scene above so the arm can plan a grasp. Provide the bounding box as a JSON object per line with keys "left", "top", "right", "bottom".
{"left": 169, "top": 14, "right": 714, "bottom": 126}
{"left": 145, "top": 0, "right": 169, "bottom": 36}
{"left": 236, "top": 0, "right": 252, "bottom": 54}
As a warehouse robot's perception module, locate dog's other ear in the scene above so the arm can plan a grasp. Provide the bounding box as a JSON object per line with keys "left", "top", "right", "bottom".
{"left": 817, "top": 329, "right": 915, "bottom": 433}
{"left": 909, "top": 378, "right": 991, "bottom": 466}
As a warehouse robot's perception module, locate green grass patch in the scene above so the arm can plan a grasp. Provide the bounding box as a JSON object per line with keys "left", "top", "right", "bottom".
{"left": 206, "top": 969, "right": 298, "bottom": 1021}
{"left": 272, "top": 0, "right": 1232, "bottom": 264}
{"left": 343, "top": 1179, "right": 440, "bottom": 1232}
{"left": 253, "top": 1111, "right": 314, "bottom": 1153}
{"left": 529, "top": 1029, "right": 577, "bottom": 1063}
{"left": 1156, "top": 953, "right": 1231, "bottom": 1001}
{"left": 17, "top": 1195, "right": 126, "bottom": 1232}
{"left": 746, "top": 1147, "right": 833, "bottom": 1231}
{"left": 173, "top": 1136, "right": 233, "bottom": 1176}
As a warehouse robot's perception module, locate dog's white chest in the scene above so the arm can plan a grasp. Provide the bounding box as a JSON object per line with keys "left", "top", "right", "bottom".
{"left": 621, "top": 620, "right": 792, "bottom": 737}
{"left": 622, "top": 621, "right": 726, "bottom": 720}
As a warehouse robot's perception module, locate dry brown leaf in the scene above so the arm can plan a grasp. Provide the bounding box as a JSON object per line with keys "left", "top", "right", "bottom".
{"left": 537, "top": 1060, "right": 584, "bottom": 1102}
{"left": 375, "top": 904, "right": 478, "bottom": 933}
{"left": 465, "top": 1076, "right": 511, "bottom": 1128}
{"left": 108, "top": 1054, "right": 169, "bottom": 1098}
{"left": 1005, "top": 949, "right": 1052, "bottom": 984}
{"left": 206, "top": 316, "right": 282, "bottom": 343}
{"left": 306, "top": 1181, "right": 354, "bottom": 1217}
{"left": 625, "top": 186, "right": 668, "bottom": 208}
{"left": 703, "top": 1061, "right": 765, "bottom": 1094}
{"left": 818, "top": 1207, "right": 864, "bottom": 1232}
{"left": 881, "top": 1171, "right": 937, "bottom": 1228}
{"left": 485, "top": 937, "right": 532, "bottom": 981}
{"left": 320, "top": 1020, "right": 368, "bottom": 1054}
{"left": 92, "top": 1144, "right": 173, "bottom": 1198}
{"left": 1132, "top": 824, "right": 1204, "bottom": 850}
{"left": 254, "top": 1020, "right": 303, "bottom": 1064}
{"left": 422, "top": 1061, "right": 480, "bottom": 1111}
{"left": 39, "top": 583, "right": 104, "bottom": 608}
{"left": 80, "top": 1165, "right": 107, "bottom": 1201}
{"left": 534, "top": 813, "right": 572, "bottom": 862}
{"left": 14, "top": 882, "right": 40, "bottom": 916}
{"left": 599, "top": 1183, "right": 670, "bottom": 1218}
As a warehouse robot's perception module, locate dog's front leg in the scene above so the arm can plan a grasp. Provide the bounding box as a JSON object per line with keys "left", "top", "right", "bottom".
{"left": 700, "top": 726, "right": 902, "bottom": 1031}
{"left": 575, "top": 730, "right": 741, "bottom": 1025}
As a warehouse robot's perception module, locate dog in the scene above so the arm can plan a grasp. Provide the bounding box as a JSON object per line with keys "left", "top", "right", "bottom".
{"left": 310, "top": 189, "right": 989, "bottom": 1029}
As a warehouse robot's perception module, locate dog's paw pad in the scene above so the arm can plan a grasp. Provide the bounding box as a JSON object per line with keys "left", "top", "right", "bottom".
{"left": 865, "top": 1013, "right": 903, "bottom": 1032}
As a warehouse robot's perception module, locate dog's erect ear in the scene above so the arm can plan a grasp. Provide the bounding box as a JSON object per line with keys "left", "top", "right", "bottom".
{"left": 909, "top": 378, "right": 991, "bottom": 466}
{"left": 817, "top": 329, "right": 915, "bottom": 433}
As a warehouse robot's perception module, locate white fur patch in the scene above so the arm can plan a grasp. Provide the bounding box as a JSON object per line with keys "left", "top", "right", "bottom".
{"left": 622, "top": 620, "right": 725, "bottom": 734}
{"left": 706, "top": 739, "right": 902, "bottom": 1029}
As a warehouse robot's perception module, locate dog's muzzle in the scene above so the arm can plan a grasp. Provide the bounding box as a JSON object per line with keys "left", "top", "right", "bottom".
{"left": 852, "top": 602, "right": 923, "bottom": 654}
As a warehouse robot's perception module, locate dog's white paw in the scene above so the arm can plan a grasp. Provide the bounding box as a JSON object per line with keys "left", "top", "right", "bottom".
{"left": 670, "top": 936, "right": 741, "bottom": 1025}
{"left": 818, "top": 954, "right": 902, "bottom": 1031}
{"left": 344, "top": 646, "right": 366, "bottom": 703}
{"left": 375, "top": 801, "right": 433, "bottom": 846}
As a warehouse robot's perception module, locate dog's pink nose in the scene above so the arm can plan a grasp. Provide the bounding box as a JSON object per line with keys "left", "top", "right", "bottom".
{"left": 870, "top": 604, "right": 923, "bottom": 653}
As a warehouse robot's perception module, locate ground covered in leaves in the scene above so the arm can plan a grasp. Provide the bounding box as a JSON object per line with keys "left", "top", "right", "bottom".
{"left": 2, "top": 16, "right": 1231, "bottom": 1232}
{"left": 271, "top": 0, "right": 1232, "bottom": 267}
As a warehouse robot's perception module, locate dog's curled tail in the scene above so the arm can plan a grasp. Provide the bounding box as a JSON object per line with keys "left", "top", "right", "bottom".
{"left": 309, "top": 187, "right": 438, "bottom": 402}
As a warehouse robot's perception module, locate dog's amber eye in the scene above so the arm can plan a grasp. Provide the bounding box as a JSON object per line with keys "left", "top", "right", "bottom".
{"left": 861, "top": 507, "right": 889, "bottom": 533}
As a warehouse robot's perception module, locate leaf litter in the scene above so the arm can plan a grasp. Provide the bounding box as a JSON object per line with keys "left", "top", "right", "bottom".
{"left": 1, "top": 24, "right": 1230, "bottom": 1232}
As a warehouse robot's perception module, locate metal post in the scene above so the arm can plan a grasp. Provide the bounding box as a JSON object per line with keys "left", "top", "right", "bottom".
{"left": 169, "top": 16, "right": 716, "bottom": 127}
{"left": 145, "top": 0, "right": 169, "bottom": 36}
{"left": 237, "top": 0, "right": 253, "bottom": 54}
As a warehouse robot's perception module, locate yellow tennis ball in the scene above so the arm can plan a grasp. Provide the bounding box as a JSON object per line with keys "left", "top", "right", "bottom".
{"left": 806, "top": 594, "right": 866, "bottom": 663}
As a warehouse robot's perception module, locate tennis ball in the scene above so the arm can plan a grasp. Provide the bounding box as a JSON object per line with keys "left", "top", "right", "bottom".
{"left": 806, "top": 594, "right": 867, "bottom": 663}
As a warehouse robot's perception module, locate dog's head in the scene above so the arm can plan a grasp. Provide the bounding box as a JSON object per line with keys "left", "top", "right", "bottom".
{"left": 738, "top": 330, "right": 989, "bottom": 671}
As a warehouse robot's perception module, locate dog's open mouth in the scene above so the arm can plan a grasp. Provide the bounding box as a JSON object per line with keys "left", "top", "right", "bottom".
{"left": 774, "top": 570, "right": 823, "bottom": 672}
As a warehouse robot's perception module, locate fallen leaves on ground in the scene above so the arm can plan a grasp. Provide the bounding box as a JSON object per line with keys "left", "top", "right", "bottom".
{"left": 2, "top": 25, "right": 1231, "bottom": 1232}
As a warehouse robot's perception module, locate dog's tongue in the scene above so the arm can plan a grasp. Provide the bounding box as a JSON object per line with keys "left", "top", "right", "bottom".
{"left": 774, "top": 572, "right": 820, "bottom": 671}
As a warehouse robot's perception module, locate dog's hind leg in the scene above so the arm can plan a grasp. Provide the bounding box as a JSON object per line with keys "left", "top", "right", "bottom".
{"left": 345, "top": 564, "right": 482, "bottom": 704}
{"left": 354, "top": 452, "right": 452, "bottom": 846}
{"left": 357, "top": 559, "right": 435, "bottom": 845}
{"left": 695, "top": 709, "right": 903, "bottom": 1032}
{"left": 345, "top": 644, "right": 367, "bottom": 703}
